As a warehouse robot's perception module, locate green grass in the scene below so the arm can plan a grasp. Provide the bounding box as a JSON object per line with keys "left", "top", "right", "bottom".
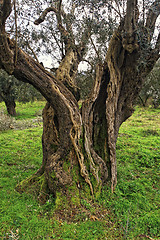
{"left": 0, "top": 103, "right": 160, "bottom": 239}
{"left": 114, "top": 106, "right": 160, "bottom": 238}
{"left": 0, "top": 101, "right": 46, "bottom": 120}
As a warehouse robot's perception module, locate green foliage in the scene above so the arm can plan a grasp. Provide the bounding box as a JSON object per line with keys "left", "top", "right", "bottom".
{"left": 77, "top": 71, "right": 94, "bottom": 99}
{"left": 139, "top": 60, "right": 160, "bottom": 108}
{"left": 0, "top": 103, "right": 160, "bottom": 239}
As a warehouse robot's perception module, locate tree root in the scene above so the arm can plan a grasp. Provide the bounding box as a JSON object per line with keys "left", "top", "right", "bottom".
{"left": 15, "top": 171, "right": 50, "bottom": 204}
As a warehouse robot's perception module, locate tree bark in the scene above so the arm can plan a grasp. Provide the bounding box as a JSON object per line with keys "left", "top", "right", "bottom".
{"left": 0, "top": 92, "right": 16, "bottom": 116}
{"left": 4, "top": 98, "right": 16, "bottom": 116}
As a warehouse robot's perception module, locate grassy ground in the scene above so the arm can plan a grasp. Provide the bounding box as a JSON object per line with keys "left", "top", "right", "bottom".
{"left": 0, "top": 102, "right": 159, "bottom": 239}
{"left": 0, "top": 101, "right": 45, "bottom": 120}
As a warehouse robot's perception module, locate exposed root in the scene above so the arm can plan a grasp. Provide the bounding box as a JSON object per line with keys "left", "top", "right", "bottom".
{"left": 16, "top": 171, "right": 50, "bottom": 204}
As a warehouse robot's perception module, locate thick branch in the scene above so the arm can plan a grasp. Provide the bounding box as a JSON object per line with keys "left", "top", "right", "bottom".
{"left": 125, "top": 0, "right": 138, "bottom": 34}
{"left": 0, "top": 0, "right": 12, "bottom": 27}
{"left": 122, "top": 0, "right": 139, "bottom": 53}
{"left": 146, "top": 0, "right": 160, "bottom": 40}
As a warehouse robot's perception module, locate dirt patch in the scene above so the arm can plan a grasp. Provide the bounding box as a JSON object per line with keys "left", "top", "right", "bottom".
{"left": 0, "top": 109, "right": 42, "bottom": 131}
{"left": 52, "top": 202, "right": 111, "bottom": 224}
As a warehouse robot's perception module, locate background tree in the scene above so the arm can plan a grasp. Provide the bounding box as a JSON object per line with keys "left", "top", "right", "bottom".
{"left": 0, "top": 69, "right": 43, "bottom": 116}
{"left": 138, "top": 60, "right": 160, "bottom": 108}
{"left": 0, "top": 0, "right": 159, "bottom": 209}
{"left": 0, "top": 70, "right": 17, "bottom": 116}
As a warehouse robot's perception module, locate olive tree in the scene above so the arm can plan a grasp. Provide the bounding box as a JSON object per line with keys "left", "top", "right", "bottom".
{"left": 0, "top": 69, "right": 17, "bottom": 115}
{"left": 139, "top": 60, "right": 160, "bottom": 107}
{"left": 0, "top": 0, "right": 159, "bottom": 208}
{"left": 0, "top": 69, "right": 43, "bottom": 116}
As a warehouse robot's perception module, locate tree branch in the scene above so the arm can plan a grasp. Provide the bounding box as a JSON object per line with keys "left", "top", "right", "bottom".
{"left": 122, "top": 0, "right": 139, "bottom": 53}
{"left": 114, "top": 0, "right": 122, "bottom": 19}
{"left": 0, "top": 1, "right": 14, "bottom": 74}
{"left": 89, "top": 36, "right": 101, "bottom": 63}
{"left": 59, "top": 6, "right": 75, "bottom": 51}
{"left": 155, "top": 31, "right": 160, "bottom": 52}
{"left": 13, "top": 0, "right": 18, "bottom": 66}
{"left": 0, "top": 0, "right": 12, "bottom": 28}
{"left": 53, "top": 5, "right": 70, "bottom": 54}
{"left": 34, "top": 5, "right": 75, "bottom": 54}
{"left": 77, "top": 25, "right": 92, "bottom": 58}
{"left": 145, "top": 0, "right": 160, "bottom": 41}
{"left": 34, "top": 7, "right": 58, "bottom": 25}
{"left": 58, "top": 0, "right": 62, "bottom": 12}
{"left": 150, "top": 32, "right": 160, "bottom": 64}
{"left": 125, "top": 0, "right": 138, "bottom": 34}
{"left": 81, "top": 59, "right": 94, "bottom": 69}
{"left": 51, "top": 31, "right": 63, "bottom": 56}
{"left": 106, "top": 2, "right": 122, "bottom": 18}
{"left": 26, "top": 41, "right": 39, "bottom": 63}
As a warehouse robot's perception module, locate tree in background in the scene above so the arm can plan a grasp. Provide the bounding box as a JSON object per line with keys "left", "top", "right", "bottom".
{"left": 0, "top": 70, "right": 17, "bottom": 116}
{"left": 0, "top": 0, "right": 159, "bottom": 208}
{"left": 0, "top": 70, "right": 43, "bottom": 116}
{"left": 139, "top": 60, "right": 160, "bottom": 108}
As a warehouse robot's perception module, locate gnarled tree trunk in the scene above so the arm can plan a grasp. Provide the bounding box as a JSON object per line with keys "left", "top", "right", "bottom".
{"left": 0, "top": 0, "right": 159, "bottom": 209}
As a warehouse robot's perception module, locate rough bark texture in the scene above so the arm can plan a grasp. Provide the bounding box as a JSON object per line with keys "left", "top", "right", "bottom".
{"left": 0, "top": 0, "right": 159, "bottom": 207}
